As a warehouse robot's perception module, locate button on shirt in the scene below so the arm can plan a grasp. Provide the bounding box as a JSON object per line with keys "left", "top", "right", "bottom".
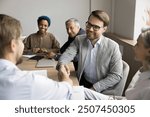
{"left": 0, "top": 59, "right": 72, "bottom": 100}
{"left": 84, "top": 38, "right": 101, "bottom": 83}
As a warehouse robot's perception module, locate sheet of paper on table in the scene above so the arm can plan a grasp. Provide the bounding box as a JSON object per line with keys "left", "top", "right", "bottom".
{"left": 23, "top": 54, "right": 36, "bottom": 58}
{"left": 36, "top": 58, "right": 56, "bottom": 68}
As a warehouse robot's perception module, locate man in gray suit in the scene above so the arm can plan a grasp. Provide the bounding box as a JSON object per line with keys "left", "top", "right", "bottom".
{"left": 57, "top": 10, "right": 123, "bottom": 93}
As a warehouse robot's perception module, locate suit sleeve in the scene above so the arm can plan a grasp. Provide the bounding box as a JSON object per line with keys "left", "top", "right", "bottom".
{"left": 58, "top": 37, "right": 79, "bottom": 65}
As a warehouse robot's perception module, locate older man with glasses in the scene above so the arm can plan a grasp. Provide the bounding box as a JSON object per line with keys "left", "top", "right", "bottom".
{"left": 57, "top": 10, "right": 123, "bottom": 94}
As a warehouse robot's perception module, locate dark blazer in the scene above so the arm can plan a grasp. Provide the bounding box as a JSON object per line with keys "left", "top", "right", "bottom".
{"left": 60, "top": 28, "right": 85, "bottom": 53}
{"left": 60, "top": 28, "right": 85, "bottom": 71}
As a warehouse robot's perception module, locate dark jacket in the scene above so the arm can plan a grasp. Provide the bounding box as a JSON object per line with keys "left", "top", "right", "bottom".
{"left": 60, "top": 28, "right": 85, "bottom": 71}
{"left": 60, "top": 28, "right": 85, "bottom": 53}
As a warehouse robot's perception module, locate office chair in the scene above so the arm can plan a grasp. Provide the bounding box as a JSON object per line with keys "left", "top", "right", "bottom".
{"left": 102, "top": 60, "right": 130, "bottom": 96}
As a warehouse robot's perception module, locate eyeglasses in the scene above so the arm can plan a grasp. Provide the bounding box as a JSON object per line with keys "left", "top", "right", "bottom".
{"left": 86, "top": 22, "right": 103, "bottom": 31}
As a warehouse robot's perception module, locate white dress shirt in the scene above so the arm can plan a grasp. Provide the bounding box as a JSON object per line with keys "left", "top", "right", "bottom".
{"left": 0, "top": 59, "right": 112, "bottom": 100}
{"left": 0, "top": 59, "right": 72, "bottom": 100}
{"left": 84, "top": 38, "right": 101, "bottom": 83}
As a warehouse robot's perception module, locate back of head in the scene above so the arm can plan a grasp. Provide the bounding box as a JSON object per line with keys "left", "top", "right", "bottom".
{"left": 89, "top": 10, "right": 110, "bottom": 27}
{"left": 0, "top": 14, "right": 22, "bottom": 57}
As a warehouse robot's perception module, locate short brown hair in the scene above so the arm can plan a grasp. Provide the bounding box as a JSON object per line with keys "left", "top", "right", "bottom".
{"left": 0, "top": 14, "right": 22, "bottom": 57}
{"left": 88, "top": 10, "right": 110, "bottom": 27}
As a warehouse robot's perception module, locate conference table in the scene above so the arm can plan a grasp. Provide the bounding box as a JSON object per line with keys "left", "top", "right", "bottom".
{"left": 17, "top": 57, "right": 79, "bottom": 86}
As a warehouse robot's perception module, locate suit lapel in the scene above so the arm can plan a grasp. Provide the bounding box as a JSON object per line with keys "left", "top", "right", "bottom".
{"left": 81, "top": 38, "right": 89, "bottom": 67}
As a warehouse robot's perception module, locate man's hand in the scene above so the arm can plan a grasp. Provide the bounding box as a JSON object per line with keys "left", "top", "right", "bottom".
{"left": 142, "top": 9, "right": 150, "bottom": 31}
{"left": 146, "top": 9, "right": 150, "bottom": 26}
{"left": 58, "top": 64, "right": 73, "bottom": 86}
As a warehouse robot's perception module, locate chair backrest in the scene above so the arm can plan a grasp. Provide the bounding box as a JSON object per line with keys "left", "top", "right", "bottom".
{"left": 102, "top": 60, "right": 130, "bottom": 96}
